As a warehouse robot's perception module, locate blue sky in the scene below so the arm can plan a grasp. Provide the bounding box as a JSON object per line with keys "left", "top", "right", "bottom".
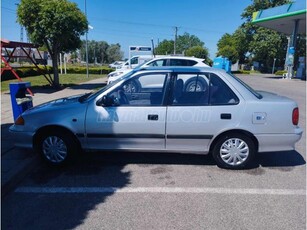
{"left": 1, "top": 0, "right": 250, "bottom": 59}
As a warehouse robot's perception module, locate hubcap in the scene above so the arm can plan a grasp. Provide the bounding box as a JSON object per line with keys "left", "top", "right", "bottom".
{"left": 123, "top": 82, "right": 137, "bottom": 93}
{"left": 42, "top": 136, "right": 68, "bottom": 163}
{"left": 187, "top": 82, "right": 202, "bottom": 92}
{"left": 220, "top": 138, "right": 249, "bottom": 166}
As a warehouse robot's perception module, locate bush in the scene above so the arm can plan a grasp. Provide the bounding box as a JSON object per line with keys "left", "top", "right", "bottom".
{"left": 231, "top": 70, "right": 250, "bottom": 74}
{"left": 66, "top": 66, "right": 113, "bottom": 74}
{"left": 1, "top": 65, "right": 53, "bottom": 81}
{"left": 275, "top": 70, "right": 287, "bottom": 76}
{"left": 1, "top": 65, "right": 113, "bottom": 81}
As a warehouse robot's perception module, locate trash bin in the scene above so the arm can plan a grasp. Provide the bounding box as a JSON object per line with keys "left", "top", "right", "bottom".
{"left": 213, "top": 56, "right": 232, "bottom": 73}
{"left": 9, "top": 82, "right": 33, "bottom": 121}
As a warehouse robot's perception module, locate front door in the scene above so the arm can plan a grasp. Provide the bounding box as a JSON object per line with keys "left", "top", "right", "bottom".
{"left": 85, "top": 72, "right": 170, "bottom": 150}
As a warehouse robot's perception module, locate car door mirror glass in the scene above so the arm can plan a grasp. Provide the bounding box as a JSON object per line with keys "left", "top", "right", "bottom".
{"left": 96, "top": 95, "right": 117, "bottom": 107}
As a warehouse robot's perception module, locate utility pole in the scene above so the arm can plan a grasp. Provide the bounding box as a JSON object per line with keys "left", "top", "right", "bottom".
{"left": 174, "top": 26, "right": 178, "bottom": 55}
{"left": 15, "top": 4, "right": 24, "bottom": 42}
{"left": 85, "top": 0, "right": 89, "bottom": 78}
{"left": 20, "top": 27, "right": 24, "bottom": 42}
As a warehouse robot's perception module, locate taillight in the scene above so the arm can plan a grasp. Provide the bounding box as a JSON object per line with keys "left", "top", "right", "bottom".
{"left": 292, "top": 108, "right": 299, "bottom": 125}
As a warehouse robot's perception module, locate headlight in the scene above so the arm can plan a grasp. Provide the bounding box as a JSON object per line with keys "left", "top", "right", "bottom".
{"left": 108, "top": 71, "right": 123, "bottom": 78}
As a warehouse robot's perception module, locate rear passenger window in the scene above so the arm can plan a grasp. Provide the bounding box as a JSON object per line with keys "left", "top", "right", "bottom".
{"left": 171, "top": 72, "right": 239, "bottom": 106}
{"left": 172, "top": 74, "right": 209, "bottom": 106}
{"left": 169, "top": 59, "right": 198, "bottom": 66}
{"left": 170, "top": 59, "right": 187, "bottom": 66}
{"left": 187, "top": 60, "right": 197, "bottom": 66}
{"left": 209, "top": 74, "right": 239, "bottom": 105}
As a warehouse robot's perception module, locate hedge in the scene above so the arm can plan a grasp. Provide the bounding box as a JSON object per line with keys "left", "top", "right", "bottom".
{"left": 231, "top": 70, "right": 250, "bottom": 74}
{"left": 275, "top": 70, "right": 287, "bottom": 76}
{"left": 1, "top": 66, "right": 113, "bottom": 81}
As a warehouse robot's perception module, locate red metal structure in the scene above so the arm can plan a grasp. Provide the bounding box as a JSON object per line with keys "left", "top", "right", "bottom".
{"left": 1, "top": 39, "right": 54, "bottom": 95}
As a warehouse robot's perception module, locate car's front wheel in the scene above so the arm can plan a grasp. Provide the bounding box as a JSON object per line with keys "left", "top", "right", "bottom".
{"left": 36, "top": 130, "right": 79, "bottom": 165}
{"left": 123, "top": 80, "right": 140, "bottom": 93}
{"left": 212, "top": 133, "right": 255, "bottom": 169}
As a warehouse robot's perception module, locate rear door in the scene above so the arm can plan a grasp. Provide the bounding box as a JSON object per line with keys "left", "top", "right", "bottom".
{"left": 166, "top": 71, "right": 242, "bottom": 152}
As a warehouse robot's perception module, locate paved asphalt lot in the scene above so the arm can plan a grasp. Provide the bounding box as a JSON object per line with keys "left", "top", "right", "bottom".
{"left": 2, "top": 74, "right": 306, "bottom": 230}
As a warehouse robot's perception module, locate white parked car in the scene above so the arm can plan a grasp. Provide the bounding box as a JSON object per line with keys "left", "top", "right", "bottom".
{"left": 108, "top": 61, "right": 124, "bottom": 68}
{"left": 9, "top": 67, "right": 302, "bottom": 169}
{"left": 107, "top": 56, "right": 210, "bottom": 84}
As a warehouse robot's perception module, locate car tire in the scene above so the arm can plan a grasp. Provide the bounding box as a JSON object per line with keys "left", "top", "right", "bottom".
{"left": 36, "top": 130, "right": 79, "bottom": 166}
{"left": 184, "top": 78, "right": 206, "bottom": 92}
{"left": 212, "top": 133, "right": 255, "bottom": 169}
{"left": 123, "top": 80, "right": 140, "bottom": 93}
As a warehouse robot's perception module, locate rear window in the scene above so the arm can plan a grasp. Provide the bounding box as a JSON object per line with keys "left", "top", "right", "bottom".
{"left": 229, "top": 73, "right": 263, "bottom": 99}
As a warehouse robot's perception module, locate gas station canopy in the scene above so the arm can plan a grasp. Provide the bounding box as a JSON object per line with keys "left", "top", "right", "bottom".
{"left": 252, "top": 1, "right": 306, "bottom": 35}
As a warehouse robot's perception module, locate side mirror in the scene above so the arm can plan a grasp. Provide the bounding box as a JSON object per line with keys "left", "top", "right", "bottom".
{"left": 96, "top": 95, "right": 113, "bottom": 107}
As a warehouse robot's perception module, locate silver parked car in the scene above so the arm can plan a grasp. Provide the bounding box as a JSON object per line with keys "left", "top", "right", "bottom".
{"left": 9, "top": 67, "right": 303, "bottom": 169}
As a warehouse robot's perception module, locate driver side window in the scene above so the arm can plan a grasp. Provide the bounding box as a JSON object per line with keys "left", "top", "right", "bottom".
{"left": 108, "top": 73, "right": 168, "bottom": 106}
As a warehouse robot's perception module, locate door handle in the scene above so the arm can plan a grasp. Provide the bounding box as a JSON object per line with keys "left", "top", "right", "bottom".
{"left": 221, "top": 113, "right": 231, "bottom": 120}
{"left": 148, "top": 114, "right": 158, "bottom": 120}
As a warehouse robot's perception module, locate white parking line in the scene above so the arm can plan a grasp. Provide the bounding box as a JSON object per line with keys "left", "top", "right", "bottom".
{"left": 15, "top": 187, "right": 306, "bottom": 196}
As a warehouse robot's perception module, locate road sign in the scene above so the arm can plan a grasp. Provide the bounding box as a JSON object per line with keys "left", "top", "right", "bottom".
{"left": 129, "top": 46, "right": 152, "bottom": 52}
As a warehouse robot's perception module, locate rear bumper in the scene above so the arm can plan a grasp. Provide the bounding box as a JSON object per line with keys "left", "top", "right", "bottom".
{"left": 9, "top": 125, "right": 34, "bottom": 149}
{"left": 256, "top": 128, "right": 303, "bottom": 152}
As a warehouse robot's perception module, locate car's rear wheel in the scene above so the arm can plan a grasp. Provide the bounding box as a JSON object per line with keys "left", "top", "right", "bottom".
{"left": 36, "top": 130, "right": 79, "bottom": 165}
{"left": 212, "top": 133, "right": 255, "bottom": 169}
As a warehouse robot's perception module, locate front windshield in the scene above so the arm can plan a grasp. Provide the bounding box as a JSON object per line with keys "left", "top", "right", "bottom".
{"left": 229, "top": 73, "right": 263, "bottom": 99}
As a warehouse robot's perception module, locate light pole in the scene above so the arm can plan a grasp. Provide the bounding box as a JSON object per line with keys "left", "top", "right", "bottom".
{"left": 85, "top": 0, "right": 89, "bottom": 78}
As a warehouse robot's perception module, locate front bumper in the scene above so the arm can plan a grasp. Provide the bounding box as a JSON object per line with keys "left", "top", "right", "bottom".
{"left": 9, "top": 125, "right": 34, "bottom": 149}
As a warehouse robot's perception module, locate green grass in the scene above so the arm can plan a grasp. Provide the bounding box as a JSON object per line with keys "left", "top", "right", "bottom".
{"left": 1, "top": 74, "right": 106, "bottom": 92}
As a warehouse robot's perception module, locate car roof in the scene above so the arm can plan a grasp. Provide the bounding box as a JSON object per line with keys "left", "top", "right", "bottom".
{"left": 149, "top": 56, "right": 205, "bottom": 61}
{"left": 135, "top": 66, "right": 223, "bottom": 73}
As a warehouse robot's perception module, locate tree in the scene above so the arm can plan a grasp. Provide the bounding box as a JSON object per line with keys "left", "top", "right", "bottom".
{"left": 232, "top": 27, "right": 250, "bottom": 64}
{"left": 17, "top": 0, "right": 88, "bottom": 87}
{"left": 155, "top": 32, "right": 209, "bottom": 61}
{"left": 216, "top": 33, "right": 239, "bottom": 63}
{"left": 176, "top": 33, "right": 204, "bottom": 54}
{"left": 155, "top": 40, "right": 174, "bottom": 55}
{"left": 185, "top": 46, "right": 210, "bottom": 64}
{"left": 217, "top": 0, "right": 296, "bottom": 72}
{"left": 107, "top": 44, "right": 124, "bottom": 63}
{"left": 97, "top": 41, "right": 110, "bottom": 64}
{"left": 240, "top": 0, "right": 291, "bottom": 71}
{"left": 79, "top": 40, "right": 124, "bottom": 64}
{"left": 249, "top": 27, "right": 288, "bottom": 71}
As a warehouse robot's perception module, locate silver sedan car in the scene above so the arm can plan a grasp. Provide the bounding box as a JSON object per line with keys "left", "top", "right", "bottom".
{"left": 9, "top": 67, "right": 303, "bottom": 169}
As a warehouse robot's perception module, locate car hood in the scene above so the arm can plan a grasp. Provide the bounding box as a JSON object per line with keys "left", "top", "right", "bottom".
{"left": 24, "top": 94, "right": 83, "bottom": 114}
